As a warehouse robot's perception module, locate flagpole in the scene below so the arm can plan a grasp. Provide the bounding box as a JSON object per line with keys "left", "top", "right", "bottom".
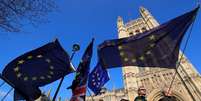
{"left": 52, "top": 44, "right": 80, "bottom": 101}
{"left": 167, "top": 9, "right": 199, "bottom": 100}
{"left": 0, "top": 74, "right": 30, "bottom": 100}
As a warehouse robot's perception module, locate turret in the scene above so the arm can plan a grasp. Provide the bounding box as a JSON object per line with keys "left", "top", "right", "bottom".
{"left": 117, "top": 16, "right": 128, "bottom": 38}
{"left": 46, "top": 88, "right": 52, "bottom": 99}
{"left": 139, "top": 6, "right": 159, "bottom": 29}
{"left": 58, "top": 97, "right": 61, "bottom": 101}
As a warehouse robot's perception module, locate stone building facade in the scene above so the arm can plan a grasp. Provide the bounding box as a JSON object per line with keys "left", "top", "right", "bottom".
{"left": 86, "top": 7, "right": 201, "bottom": 101}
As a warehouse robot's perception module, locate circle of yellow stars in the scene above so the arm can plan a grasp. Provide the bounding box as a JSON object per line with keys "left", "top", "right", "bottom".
{"left": 13, "top": 54, "right": 55, "bottom": 81}
{"left": 118, "top": 35, "right": 157, "bottom": 63}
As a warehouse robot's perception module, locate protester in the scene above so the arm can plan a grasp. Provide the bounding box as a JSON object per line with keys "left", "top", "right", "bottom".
{"left": 134, "top": 86, "right": 147, "bottom": 101}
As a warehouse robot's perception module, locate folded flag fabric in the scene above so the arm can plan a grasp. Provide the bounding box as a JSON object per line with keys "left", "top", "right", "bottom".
{"left": 69, "top": 39, "right": 94, "bottom": 101}
{"left": 98, "top": 7, "right": 199, "bottom": 69}
{"left": 88, "top": 62, "right": 110, "bottom": 95}
{"left": 2, "top": 39, "right": 75, "bottom": 100}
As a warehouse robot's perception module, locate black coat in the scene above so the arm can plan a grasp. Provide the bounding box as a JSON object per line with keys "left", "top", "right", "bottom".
{"left": 159, "top": 96, "right": 177, "bottom": 101}
{"left": 134, "top": 96, "right": 147, "bottom": 101}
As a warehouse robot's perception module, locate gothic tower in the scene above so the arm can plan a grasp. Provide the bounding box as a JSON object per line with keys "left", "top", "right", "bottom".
{"left": 139, "top": 6, "right": 159, "bottom": 29}
{"left": 117, "top": 6, "right": 201, "bottom": 101}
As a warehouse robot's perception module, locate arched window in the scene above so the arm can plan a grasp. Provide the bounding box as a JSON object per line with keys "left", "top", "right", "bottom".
{"left": 129, "top": 32, "right": 133, "bottom": 36}
{"left": 135, "top": 30, "right": 140, "bottom": 33}
{"left": 142, "top": 27, "right": 147, "bottom": 31}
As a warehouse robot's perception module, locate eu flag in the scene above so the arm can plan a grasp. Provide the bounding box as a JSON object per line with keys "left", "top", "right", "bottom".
{"left": 69, "top": 39, "right": 94, "bottom": 101}
{"left": 98, "top": 7, "right": 199, "bottom": 69}
{"left": 88, "top": 62, "right": 110, "bottom": 95}
{"left": 2, "top": 39, "right": 75, "bottom": 100}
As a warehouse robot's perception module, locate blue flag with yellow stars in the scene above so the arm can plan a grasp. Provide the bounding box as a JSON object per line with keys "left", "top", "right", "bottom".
{"left": 98, "top": 7, "right": 199, "bottom": 69}
{"left": 69, "top": 39, "right": 94, "bottom": 101}
{"left": 2, "top": 39, "right": 75, "bottom": 100}
{"left": 88, "top": 62, "right": 110, "bottom": 95}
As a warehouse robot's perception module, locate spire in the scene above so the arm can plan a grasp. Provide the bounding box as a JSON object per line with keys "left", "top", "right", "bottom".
{"left": 117, "top": 16, "right": 128, "bottom": 38}
{"left": 58, "top": 97, "right": 61, "bottom": 101}
{"left": 139, "top": 6, "right": 152, "bottom": 17}
{"left": 112, "top": 82, "right": 116, "bottom": 92}
{"left": 139, "top": 6, "right": 159, "bottom": 29}
{"left": 46, "top": 88, "right": 52, "bottom": 98}
{"left": 117, "top": 16, "right": 124, "bottom": 28}
{"left": 139, "top": 6, "right": 147, "bottom": 12}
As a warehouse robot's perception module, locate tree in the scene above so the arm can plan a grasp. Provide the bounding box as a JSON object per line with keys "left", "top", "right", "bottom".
{"left": 0, "top": 0, "right": 57, "bottom": 32}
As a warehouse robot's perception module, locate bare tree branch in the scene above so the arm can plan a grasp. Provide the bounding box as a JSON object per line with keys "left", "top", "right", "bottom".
{"left": 0, "top": 0, "right": 57, "bottom": 32}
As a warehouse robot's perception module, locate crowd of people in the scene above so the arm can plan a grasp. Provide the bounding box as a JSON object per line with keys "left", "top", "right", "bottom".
{"left": 134, "top": 86, "right": 177, "bottom": 101}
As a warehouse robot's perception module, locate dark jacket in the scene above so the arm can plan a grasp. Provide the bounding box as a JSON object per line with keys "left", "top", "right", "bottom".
{"left": 159, "top": 96, "right": 177, "bottom": 101}
{"left": 134, "top": 96, "right": 147, "bottom": 101}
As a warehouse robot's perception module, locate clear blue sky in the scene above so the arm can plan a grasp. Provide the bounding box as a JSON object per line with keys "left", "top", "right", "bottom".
{"left": 0, "top": 0, "right": 201, "bottom": 100}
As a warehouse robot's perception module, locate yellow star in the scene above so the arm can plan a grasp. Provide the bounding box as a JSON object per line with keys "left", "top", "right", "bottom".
{"left": 24, "top": 77, "right": 28, "bottom": 81}
{"left": 18, "top": 60, "right": 24, "bottom": 64}
{"left": 14, "top": 67, "right": 19, "bottom": 72}
{"left": 132, "top": 59, "right": 136, "bottom": 63}
{"left": 27, "top": 56, "right": 33, "bottom": 59}
{"left": 37, "top": 55, "right": 43, "bottom": 58}
{"left": 139, "top": 56, "right": 145, "bottom": 61}
{"left": 45, "top": 59, "right": 51, "bottom": 63}
{"left": 120, "top": 52, "right": 124, "bottom": 56}
{"left": 47, "top": 75, "right": 52, "bottom": 79}
{"left": 146, "top": 51, "right": 152, "bottom": 55}
{"left": 149, "top": 43, "right": 155, "bottom": 48}
{"left": 149, "top": 35, "right": 156, "bottom": 40}
{"left": 49, "top": 71, "right": 54, "bottom": 75}
{"left": 40, "top": 76, "right": 45, "bottom": 80}
{"left": 118, "top": 46, "right": 123, "bottom": 50}
{"left": 32, "top": 77, "right": 37, "bottom": 81}
{"left": 49, "top": 66, "right": 54, "bottom": 70}
{"left": 124, "top": 58, "right": 128, "bottom": 62}
{"left": 16, "top": 73, "right": 22, "bottom": 78}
